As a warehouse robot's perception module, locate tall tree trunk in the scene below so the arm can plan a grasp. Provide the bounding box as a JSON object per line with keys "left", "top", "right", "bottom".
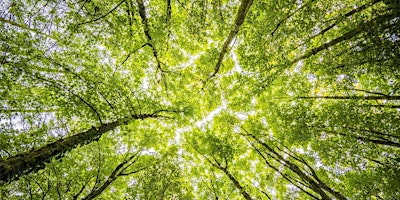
{"left": 136, "top": 0, "right": 162, "bottom": 72}
{"left": 327, "top": 131, "right": 400, "bottom": 148}
{"left": 297, "top": 95, "right": 400, "bottom": 100}
{"left": 208, "top": 0, "right": 253, "bottom": 80}
{"left": 244, "top": 133, "right": 348, "bottom": 200}
{"left": 202, "top": 153, "right": 253, "bottom": 200}
{"left": 221, "top": 167, "right": 253, "bottom": 200}
{"left": 307, "top": 0, "right": 381, "bottom": 41}
{"left": 0, "top": 112, "right": 162, "bottom": 184}
{"left": 291, "top": 12, "right": 396, "bottom": 64}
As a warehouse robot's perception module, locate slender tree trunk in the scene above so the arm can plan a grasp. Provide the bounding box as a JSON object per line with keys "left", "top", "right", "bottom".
{"left": 136, "top": 0, "right": 162, "bottom": 71}
{"left": 82, "top": 179, "right": 114, "bottom": 200}
{"left": 353, "top": 135, "right": 400, "bottom": 147}
{"left": 0, "top": 112, "right": 161, "bottom": 184}
{"left": 307, "top": 0, "right": 381, "bottom": 41}
{"left": 297, "top": 95, "right": 400, "bottom": 100}
{"left": 250, "top": 143, "right": 319, "bottom": 199}
{"left": 202, "top": 153, "right": 253, "bottom": 200}
{"left": 326, "top": 130, "right": 400, "bottom": 147}
{"left": 220, "top": 167, "right": 253, "bottom": 200}
{"left": 208, "top": 0, "right": 253, "bottom": 79}
{"left": 245, "top": 133, "right": 347, "bottom": 200}
{"left": 291, "top": 12, "right": 395, "bottom": 64}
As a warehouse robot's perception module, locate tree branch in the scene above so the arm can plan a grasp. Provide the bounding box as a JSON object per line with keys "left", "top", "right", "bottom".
{"left": 77, "top": 0, "right": 126, "bottom": 25}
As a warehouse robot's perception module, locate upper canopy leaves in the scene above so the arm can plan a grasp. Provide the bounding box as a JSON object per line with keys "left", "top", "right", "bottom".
{"left": 1, "top": 0, "right": 399, "bottom": 199}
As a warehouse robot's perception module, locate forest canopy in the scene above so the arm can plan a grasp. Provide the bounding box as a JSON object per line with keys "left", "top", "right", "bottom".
{"left": 0, "top": 0, "right": 399, "bottom": 199}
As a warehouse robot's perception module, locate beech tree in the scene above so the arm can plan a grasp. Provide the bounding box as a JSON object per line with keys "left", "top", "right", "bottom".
{"left": 1, "top": 0, "right": 399, "bottom": 199}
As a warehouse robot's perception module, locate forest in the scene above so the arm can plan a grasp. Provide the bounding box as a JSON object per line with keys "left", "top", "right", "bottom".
{"left": 0, "top": 0, "right": 399, "bottom": 199}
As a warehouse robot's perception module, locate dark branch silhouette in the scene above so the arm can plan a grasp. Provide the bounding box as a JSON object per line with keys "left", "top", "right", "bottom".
{"left": 77, "top": 0, "right": 126, "bottom": 25}
{"left": 206, "top": 0, "right": 253, "bottom": 81}
{"left": 0, "top": 110, "right": 172, "bottom": 184}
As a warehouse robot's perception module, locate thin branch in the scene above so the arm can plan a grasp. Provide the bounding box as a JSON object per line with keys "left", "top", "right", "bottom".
{"left": 45, "top": 57, "right": 116, "bottom": 112}
{"left": 342, "top": 88, "right": 389, "bottom": 96}
{"left": 366, "top": 104, "right": 400, "bottom": 109}
{"left": 0, "top": 17, "right": 55, "bottom": 39}
{"left": 73, "top": 179, "right": 90, "bottom": 200}
{"left": 77, "top": 0, "right": 126, "bottom": 25}
{"left": 165, "top": 0, "right": 171, "bottom": 24}
{"left": 297, "top": 95, "right": 400, "bottom": 101}
{"left": 119, "top": 166, "right": 147, "bottom": 176}
{"left": 271, "top": 0, "right": 313, "bottom": 37}
{"left": 117, "top": 43, "right": 150, "bottom": 68}
{"left": 81, "top": 151, "right": 144, "bottom": 200}
{"left": 0, "top": 108, "right": 58, "bottom": 113}
{"left": 33, "top": 74, "right": 103, "bottom": 124}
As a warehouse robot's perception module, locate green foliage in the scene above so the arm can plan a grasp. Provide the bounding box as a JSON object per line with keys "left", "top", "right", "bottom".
{"left": 1, "top": 0, "right": 400, "bottom": 199}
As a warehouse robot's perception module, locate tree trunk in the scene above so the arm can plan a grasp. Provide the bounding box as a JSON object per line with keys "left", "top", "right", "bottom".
{"left": 291, "top": 12, "right": 395, "bottom": 64}
{"left": 221, "top": 167, "right": 253, "bottom": 200}
{"left": 203, "top": 154, "right": 253, "bottom": 200}
{"left": 136, "top": 0, "right": 162, "bottom": 71}
{"left": 208, "top": 0, "right": 253, "bottom": 79}
{"left": 0, "top": 112, "right": 160, "bottom": 184}
{"left": 326, "top": 131, "right": 400, "bottom": 148}
{"left": 298, "top": 95, "right": 400, "bottom": 101}
{"left": 307, "top": 0, "right": 381, "bottom": 41}
{"left": 245, "top": 133, "right": 347, "bottom": 200}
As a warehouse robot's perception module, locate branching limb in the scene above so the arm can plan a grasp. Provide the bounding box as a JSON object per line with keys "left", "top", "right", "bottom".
{"left": 117, "top": 43, "right": 150, "bottom": 68}
{"left": 270, "top": 0, "right": 313, "bottom": 37}
{"left": 0, "top": 17, "right": 55, "bottom": 39}
{"left": 81, "top": 150, "right": 146, "bottom": 200}
{"left": 78, "top": 0, "right": 126, "bottom": 25}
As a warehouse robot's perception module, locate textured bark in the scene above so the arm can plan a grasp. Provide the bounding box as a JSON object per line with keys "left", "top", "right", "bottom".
{"left": 0, "top": 113, "right": 160, "bottom": 184}
{"left": 208, "top": 0, "right": 253, "bottom": 79}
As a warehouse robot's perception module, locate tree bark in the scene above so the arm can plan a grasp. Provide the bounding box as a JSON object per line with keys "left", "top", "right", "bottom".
{"left": 0, "top": 112, "right": 161, "bottom": 184}
{"left": 208, "top": 0, "right": 253, "bottom": 80}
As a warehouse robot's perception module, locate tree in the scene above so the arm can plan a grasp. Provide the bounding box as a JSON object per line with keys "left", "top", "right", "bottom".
{"left": 1, "top": 0, "right": 399, "bottom": 199}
